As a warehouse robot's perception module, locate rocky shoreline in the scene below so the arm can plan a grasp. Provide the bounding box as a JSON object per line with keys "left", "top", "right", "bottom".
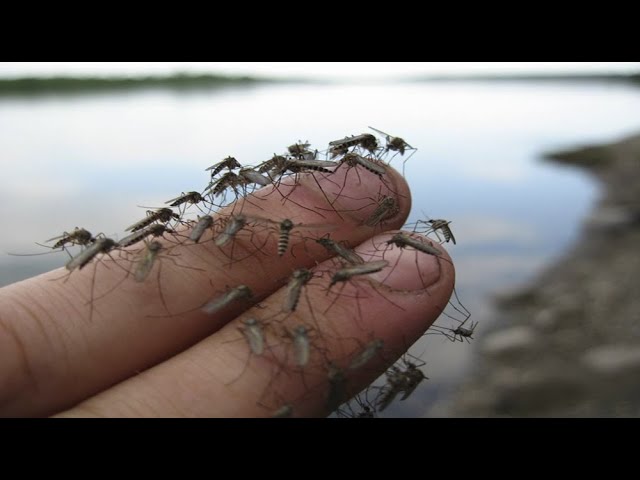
{"left": 448, "top": 133, "right": 640, "bottom": 417}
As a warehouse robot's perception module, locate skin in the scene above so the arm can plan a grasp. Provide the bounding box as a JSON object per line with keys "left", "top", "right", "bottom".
{"left": 0, "top": 162, "right": 455, "bottom": 417}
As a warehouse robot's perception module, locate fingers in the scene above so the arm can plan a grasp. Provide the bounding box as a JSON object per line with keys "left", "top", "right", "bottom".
{"left": 0, "top": 163, "right": 411, "bottom": 417}
{"left": 57, "top": 232, "right": 455, "bottom": 417}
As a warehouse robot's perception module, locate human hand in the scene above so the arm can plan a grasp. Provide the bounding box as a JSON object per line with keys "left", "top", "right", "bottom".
{"left": 0, "top": 162, "right": 455, "bottom": 417}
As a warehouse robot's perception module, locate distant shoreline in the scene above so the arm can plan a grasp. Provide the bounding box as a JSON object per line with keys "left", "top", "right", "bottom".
{"left": 0, "top": 72, "right": 638, "bottom": 96}
{"left": 0, "top": 74, "right": 283, "bottom": 96}
{"left": 411, "top": 72, "right": 640, "bottom": 84}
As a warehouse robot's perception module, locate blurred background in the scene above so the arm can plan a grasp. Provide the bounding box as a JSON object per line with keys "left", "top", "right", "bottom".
{"left": 1, "top": 62, "right": 639, "bottom": 417}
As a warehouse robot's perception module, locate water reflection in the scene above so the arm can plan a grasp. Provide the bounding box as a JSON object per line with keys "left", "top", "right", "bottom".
{"left": 1, "top": 81, "right": 640, "bottom": 415}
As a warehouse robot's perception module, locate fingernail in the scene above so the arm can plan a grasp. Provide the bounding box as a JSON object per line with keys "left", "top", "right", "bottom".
{"left": 358, "top": 233, "right": 443, "bottom": 291}
{"left": 300, "top": 161, "right": 409, "bottom": 225}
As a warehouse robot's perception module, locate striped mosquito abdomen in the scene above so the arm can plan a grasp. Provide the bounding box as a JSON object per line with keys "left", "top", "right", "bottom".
{"left": 341, "top": 153, "right": 386, "bottom": 177}
{"left": 189, "top": 215, "right": 214, "bottom": 243}
{"left": 329, "top": 133, "right": 377, "bottom": 152}
{"left": 286, "top": 159, "right": 338, "bottom": 175}
{"left": 329, "top": 144, "right": 349, "bottom": 158}
{"left": 66, "top": 237, "right": 117, "bottom": 272}
{"left": 283, "top": 268, "right": 313, "bottom": 313}
{"left": 48, "top": 227, "right": 94, "bottom": 249}
{"left": 205, "top": 171, "right": 241, "bottom": 197}
{"left": 278, "top": 219, "right": 295, "bottom": 257}
{"left": 118, "top": 224, "right": 171, "bottom": 248}
{"left": 257, "top": 155, "right": 288, "bottom": 176}
{"left": 206, "top": 156, "right": 242, "bottom": 177}
{"left": 126, "top": 208, "right": 179, "bottom": 233}
{"left": 165, "top": 191, "right": 204, "bottom": 207}
{"left": 329, "top": 135, "right": 361, "bottom": 150}
{"left": 428, "top": 219, "right": 456, "bottom": 245}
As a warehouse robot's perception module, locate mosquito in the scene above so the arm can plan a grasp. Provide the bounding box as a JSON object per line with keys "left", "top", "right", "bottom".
{"left": 376, "top": 355, "right": 428, "bottom": 411}
{"left": 47, "top": 227, "right": 95, "bottom": 250}
{"left": 66, "top": 237, "right": 117, "bottom": 272}
{"left": 288, "top": 325, "right": 311, "bottom": 368}
{"left": 212, "top": 214, "right": 277, "bottom": 267}
{"left": 133, "top": 240, "right": 164, "bottom": 282}
{"left": 287, "top": 141, "right": 315, "bottom": 160}
{"left": 328, "top": 133, "right": 379, "bottom": 155}
{"left": 364, "top": 196, "right": 399, "bottom": 228}
{"left": 378, "top": 231, "right": 449, "bottom": 295}
{"left": 283, "top": 268, "right": 314, "bottom": 313}
{"left": 257, "top": 155, "right": 340, "bottom": 220}
{"left": 285, "top": 158, "right": 338, "bottom": 175}
{"left": 10, "top": 227, "right": 97, "bottom": 259}
{"left": 385, "top": 232, "right": 441, "bottom": 257}
{"left": 328, "top": 143, "right": 349, "bottom": 159}
{"left": 189, "top": 215, "right": 215, "bottom": 243}
{"left": 368, "top": 127, "right": 413, "bottom": 155}
{"left": 328, "top": 152, "right": 390, "bottom": 207}
{"left": 368, "top": 127, "right": 417, "bottom": 175}
{"left": 214, "top": 214, "right": 248, "bottom": 248}
{"left": 424, "top": 219, "right": 456, "bottom": 245}
{"left": 205, "top": 156, "right": 242, "bottom": 178}
{"left": 429, "top": 317, "right": 478, "bottom": 344}
{"left": 204, "top": 171, "right": 241, "bottom": 197}
{"left": 202, "top": 284, "right": 253, "bottom": 315}
{"left": 375, "top": 365, "right": 409, "bottom": 412}
{"left": 336, "top": 392, "right": 377, "bottom": 418}
{"left": 315, "top": 237, "right": 364, "bottom": 265}
{"left": 223, "top": 317, "right": 270, "bottom": 386}
{"left": 165, "top": 191, "right": 204, "bottom": 207}
{"left": 240, "top": 317, "right": 265, "bottom": 356}
{"left": 125, "top": 208, "right": 180, "bottom": 233}
{"left": 257, "top": 154, "right": 288, "bottom": 176}
{"left": 204, "top": 171, "right": 265, "bottom": 212}
{"left": 271, "top": 404, "right": 293, "bottom": 418}
{"left": 238, "top": 167, "right": 271, "bottom": 187}
{"left": 340, "top": 152, "right": 386, "bottom": 178}
{"left": 117, "top": 224, "right": 173, "bottom": 248}
{"left": 329, "top": 260, "right": 389, "bottom": 288}
{"left": 400, "top": 362, "right": 428, "bottom": 401}
{"left": 243, "top": 216, "right": 334, "bottom": 258}
{"left": 348, "top": 338, "right": 384, "bottom": 370}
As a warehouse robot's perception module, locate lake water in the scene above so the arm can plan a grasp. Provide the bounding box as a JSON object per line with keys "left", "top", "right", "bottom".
{"left": 2, "top": 81, "right": 640, "bottom": 416}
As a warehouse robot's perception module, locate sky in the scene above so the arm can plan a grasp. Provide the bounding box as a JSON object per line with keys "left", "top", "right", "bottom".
{"left": 1, "top": 62, "right": 638, "bottom": 80}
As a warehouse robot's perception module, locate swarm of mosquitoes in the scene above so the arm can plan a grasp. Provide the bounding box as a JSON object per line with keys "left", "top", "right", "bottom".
{"left": 15, "top": 127, "right": 475, "bottom": 418}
